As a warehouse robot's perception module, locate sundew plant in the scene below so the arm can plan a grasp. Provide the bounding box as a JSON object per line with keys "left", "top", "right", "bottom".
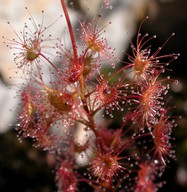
{"left": 3, "top": 0, "right": 180, "bottom": 191}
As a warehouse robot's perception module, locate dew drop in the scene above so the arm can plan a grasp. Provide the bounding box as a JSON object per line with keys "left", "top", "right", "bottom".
{"left": 154, "top": 159, "right": 159, "bottom": 164}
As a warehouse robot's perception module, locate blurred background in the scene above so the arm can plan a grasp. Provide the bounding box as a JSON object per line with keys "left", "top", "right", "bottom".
{"left": 0, "top": 0, "right": 187, "bottom": 191}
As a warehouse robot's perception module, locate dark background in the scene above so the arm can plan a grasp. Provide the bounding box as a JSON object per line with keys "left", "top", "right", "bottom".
{"left": 127, "top": 0, "right": 187, "bottom": 191}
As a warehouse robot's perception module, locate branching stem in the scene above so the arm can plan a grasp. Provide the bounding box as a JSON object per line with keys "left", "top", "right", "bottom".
{"left": 60, "top": 0, "right": 79, "bottom": 64}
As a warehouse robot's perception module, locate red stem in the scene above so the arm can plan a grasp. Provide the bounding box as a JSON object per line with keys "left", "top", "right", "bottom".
{"left": 40, "top": 53, "right": 58, "bottom": 71}
{"left": 60, "top": 0, "right": 79, "bottom": 64}
{"left": 60, "top": 0, "right": 103, "bottom": 149}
